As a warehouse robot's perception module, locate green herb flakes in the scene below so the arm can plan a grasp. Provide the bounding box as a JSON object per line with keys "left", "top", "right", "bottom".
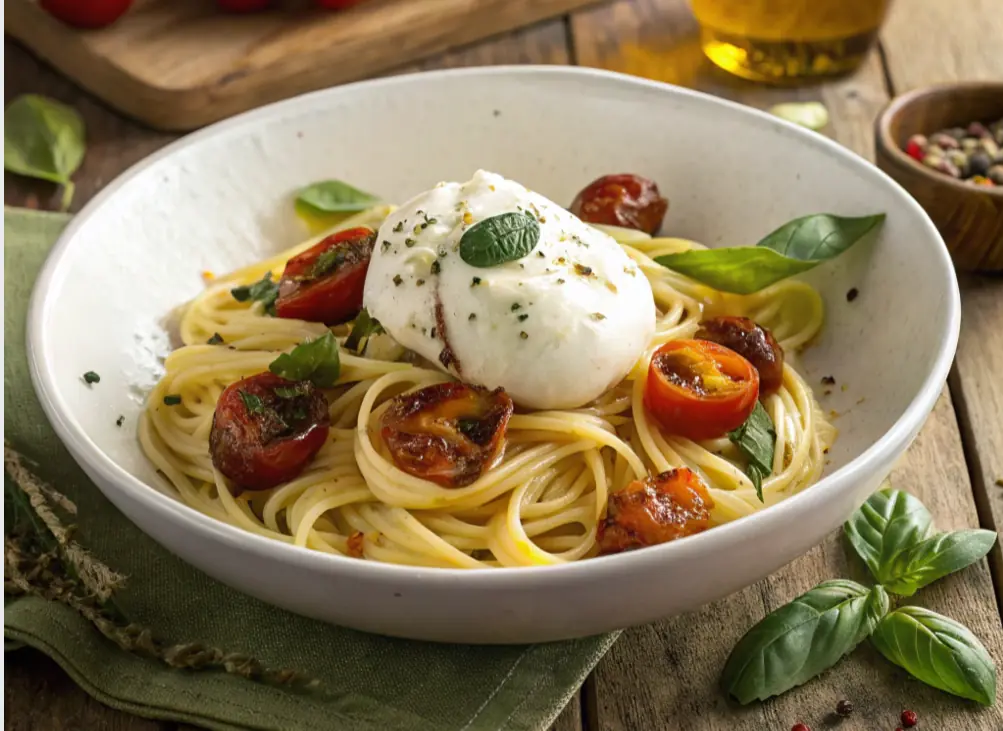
{"left": 82, "top": 371, "right": 100, "bottom": 385}
{"left": 163, "top": 394, "right": 182, "bottom": 406}
{"left": 230, "top": 273, "right": 280, "bottom": 316}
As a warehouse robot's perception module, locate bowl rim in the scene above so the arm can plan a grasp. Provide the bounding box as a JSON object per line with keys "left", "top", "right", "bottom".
{"left": 27, "top": 64, "right": 962, "bottom": 589}
{"left": 875, "top": 80, "right": 1003, "bottom": 198}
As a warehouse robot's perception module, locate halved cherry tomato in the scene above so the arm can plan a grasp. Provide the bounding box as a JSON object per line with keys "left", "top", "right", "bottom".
{"left": 275, "top": 227, "right": 375, "bottom": 325}
{"left": 40, "top": 0, "right": 133, "bottom": 28}
{"left": 597, "top": 468, "right": 714, "bottom": 555}
{"left": 210, "top": 372, "right": 330, "bottom": 490}
{"left": 644, "top": 339, "right": 759, "bottom": 440}
{"left": 696, "top": 316, "right": 785, "bottom": 396}
{"left": 569, "top": 173, "right": 668, "bottom": 234}
{"left": 380, "top": 382, "right": 514, "bottom": 488}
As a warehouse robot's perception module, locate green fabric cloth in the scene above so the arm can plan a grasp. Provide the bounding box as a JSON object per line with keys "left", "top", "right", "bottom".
{"left": 4, "top": 207, "right": 618, "bottom": 731}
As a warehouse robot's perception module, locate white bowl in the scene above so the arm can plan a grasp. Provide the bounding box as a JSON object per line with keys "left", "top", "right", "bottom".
{"left": 28, "top": 67, "right": 960, "bottom": 644}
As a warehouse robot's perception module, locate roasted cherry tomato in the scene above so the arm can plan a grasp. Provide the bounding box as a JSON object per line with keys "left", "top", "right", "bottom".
{"left": 210, "top": 372, "right": 330, "bottom": 490}
{"left": 597, "top": 468, "right": 714, "bottom": 555}
{"left": 40, "top": 0, "right": 133, "bottom": 28}
{"left": 275, "top": 227, "right": 375, "bottom": 325}
{"left": 569, "top": 174, "right": 668, "bottom": 234}
{"left": 380, "top": 382, "right": 514, "bottom": 488}
{"left": 695, "top": 316, "right": 785, "bottom": 396}
{"left": 644, "top": 339, "right": 759, "bottom": 440}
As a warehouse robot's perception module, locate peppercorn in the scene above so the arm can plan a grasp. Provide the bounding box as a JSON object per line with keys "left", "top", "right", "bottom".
{"left": 929, "top": 132, "right": 959, "bottom": 150}
{"left": 835, "top": 699, "right": 853, "bottom": 717}
{"left": 968, "top": 150, "right": 993, "bottom": 177}
{"left": 905, "top": 134, "right": 927, "bottom": 161}
{"left": 901, "top": 709, "right": 918, "bottom": 727}
{"left": 791, "top": 724, "right": 810, "bottom": 731}
{"left": 988, "top": 165, "right": 1003, "bottom": 185}
{"left": 969, "top": 121, "right": 991, "bottom": 138}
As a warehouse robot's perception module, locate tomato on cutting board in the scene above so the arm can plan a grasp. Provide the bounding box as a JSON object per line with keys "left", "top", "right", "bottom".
{"left": 40, "top": 0, "right": 134, "bottom": 28}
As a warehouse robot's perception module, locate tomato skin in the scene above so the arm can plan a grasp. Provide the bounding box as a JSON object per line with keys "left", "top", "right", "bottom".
{"left": 381, "top": 382, "right": 514, "bottom": 488}
{"left": 644, "top": 339, "right": 760, "bottom": 441}
{"left": 597, "top": 468, "right": 714, "bottom": 555}
{"left": 275, "top": 227, "right": 375, "bottom": 325}
{"left": 209, "top": 372, "right": 330, "bottom": 490}
{"left": 40, "top": 0, "right": 133, "bottom": 28}
{"left": 569, "top": 174, "right": 668, "bottom": 234}
{"left": 696, "top": 316, "right": 785, "bottom": 396}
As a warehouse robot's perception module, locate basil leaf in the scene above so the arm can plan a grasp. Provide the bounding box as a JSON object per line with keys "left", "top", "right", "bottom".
{"left": 721, "top": 580, "right": 889, "bottom": 704}
{"left": 238, "top": 390, "right": 265, "bottom": 415}
{"left": 269, "top": 332, "right": 340, "bottom": 388}
{"left": 655, "top": 213, "right": 884, "bottom": 294}
{"left": 296, "top": 180, "right": 381, "bottom": 214}
{"left": 4, "top": 94, "right": 86, "bottom": 210}
{"left": 880, "top": 529, "right": 997, "bottom": 597}
{"left": 843, "top": 488, "right": 934, "bottom": 584}
{"left": 727, "top": 401, "right": 775, "bottom": 502}
{"left": 871, "top": 607, "right": 996, "bottom": 705}
{"left": 343, "top": 308, "right": 385, "bottom": 353}
{"left": 230, "top": 273, "right": 280, "bottom": 316}
{"left": 459, "top": 212, "right": 541, "bottom": 268}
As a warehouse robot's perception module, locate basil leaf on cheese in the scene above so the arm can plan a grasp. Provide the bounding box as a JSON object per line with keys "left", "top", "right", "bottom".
{"left": 459, "top": 212, "right": 541, "bottom": 268}
{"left": 655, "top": 213, "right": 884, "bottom": 294}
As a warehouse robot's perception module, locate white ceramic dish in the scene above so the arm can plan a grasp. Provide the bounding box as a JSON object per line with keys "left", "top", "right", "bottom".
{"left": 28, "top": 66, "right": 959, "bottom": 644}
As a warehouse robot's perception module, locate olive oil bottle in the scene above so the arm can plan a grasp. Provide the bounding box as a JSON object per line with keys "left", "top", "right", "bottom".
{"left": 691, "top": 0, "right": 892, "bottom": 82}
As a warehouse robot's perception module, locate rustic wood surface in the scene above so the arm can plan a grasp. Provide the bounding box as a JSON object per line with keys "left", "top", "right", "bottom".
{"left": 5, "top": 0, "right": 1003, "bottom": 729}
{"left": 5, "top": 0, "right": 597, "bottom": 131}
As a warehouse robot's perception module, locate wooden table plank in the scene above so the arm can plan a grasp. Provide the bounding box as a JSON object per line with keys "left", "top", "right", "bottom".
{"left": 881, "top": 0, "right": 1003, "bottom": 627}
{"left": 3, "top": 18, "right": 581, "bottom": 731}
{"left": 569, "top": 1, "right": 1003, "bottom": 729}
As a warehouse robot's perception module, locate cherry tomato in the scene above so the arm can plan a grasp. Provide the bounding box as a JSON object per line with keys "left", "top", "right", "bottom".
{"left": 216, "top": 0, "right": 273, "bottom": 11}
{"left": 644, "top": 339, "right": 759, "bottom": 440}
{"left": 569, "top": 173, "right": 668, "bottom": 234}
{"left": 380, "top": 382, "right": 514, "bottom": 488}
{"left": 275, "top": 227, "right": 375, "bottom": 325}
{"left": 314, "top": 0, "right": 368, "bottom": 8}
{"left": 209, "top": 372, "right": 330, "bottom": 490}
{"left": 597, "top": 468, "right": 714, "bottom": 555}
{"left": 695, "top": 316, "right": 785, "bottom": 396}
{"left": 40, "top": 0, "right": 133, "bottom": 28}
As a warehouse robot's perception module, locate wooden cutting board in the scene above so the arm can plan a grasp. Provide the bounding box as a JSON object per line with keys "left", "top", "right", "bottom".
{"left": 7, "top": 0, "right": 602, "bottom": 131}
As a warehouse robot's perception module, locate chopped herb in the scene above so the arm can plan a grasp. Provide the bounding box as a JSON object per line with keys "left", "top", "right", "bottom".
{"left": 231, "top": 272, "right": 279, "bottom": 316}
{"left": 537, "top": 250, "right": 545, "bottom": 258}
{"left": 392, "top": 221, "right": 404, "bottom": 233}
{"left": 591, "top": 312, "right": 607, "bottom": 321}
{"left": 207, "top": 332, "right": 224, "bottom": 345}
{"left": 430, "top": 260, "right": 441, "bottom": 275}
{"left": 405, "top": 238, "right": 416, "bottom": 247}
{"left": 381, "top": 240, "right": 392, "bottom": 252}
{"left": 556, "top": 278, "right": 566, "bottom": 284}
{"left": 273, "top": 384, "right": 309, "bottom": 399}
{"left": 846, "top": 287, "right": 859, "bottom": 302}
{"left": 624, "top": 266, "right": 636, "bottom": 277}
{"left": 437, "top": 246, "right": 447, "bottom": 257}
{"left": 311, "top": 247, "right": 346, "bottom": 278}
{"left": 511, "top": 303, "right": 522, "bottom": 311}
{"left": 416, "top": 210, "right": 424, "bottom": 216}
{"left": 115, "top": 415, "right": 124, "bottom": 427}
{"left": 82, "top": 371, "right": 100, "bottom": 385}
{"left": 163, "top": 394, "right": 182, "bottom": 406}
{"left": 430, "top": 327, "right": 437, "bottom": 339}
{"left": 517, "top": 313, "right": 529, "bottom": 322}
{"left": 821, "top": 375, "right": 836, "bottom": 386}
{"left": 393, "top": 274, "right": 403, "bottom": 286}
{"left": 239, "top": 390, "right": 266, "bottom": 414}
{"left": 416, "top": 278, "right": 425, "bottom": 286}
{"left": 471, "top": 277, "right": 482, "bottom": 287}
{"left": 574, "top": 263, "right": 594, "bottom": 277}
{"left": 468, "top": 313, "right": 477, "bottom": 321}
{"left": 556, "top": 256, "right": 567, "bottom": 265}
{"left": 519, "top": 331, "right": 529, "bottom": 340}
{"left": 269, "top": 332, "right": 340, "bottom": 387}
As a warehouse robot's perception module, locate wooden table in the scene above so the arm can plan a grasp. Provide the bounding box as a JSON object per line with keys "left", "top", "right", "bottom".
{"left": 5, "top": 1, "right": 1002, "bottom": 729}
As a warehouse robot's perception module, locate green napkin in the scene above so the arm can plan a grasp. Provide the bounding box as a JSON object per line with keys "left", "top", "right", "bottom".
{"left": 4, "top": 207, "right": 618, "bottom": 731}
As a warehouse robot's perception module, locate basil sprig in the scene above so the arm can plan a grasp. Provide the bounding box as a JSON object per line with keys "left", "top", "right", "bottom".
{"left": 656, "top": 213, "right": 884, "bottom": 294}
{"left": 459, "top": 212, "right": 541, "bottom": 268}
{"left": 268, "top": 332, "right": 340, "bottom": 388}
{"left": 721, "top": 580, "right": 888, "bottom": 704}
{"left": 231, "top": 273, "right": 280, "bottom": 316}
{"left": 343, "top": 308, "right": 385, "bottom": 354}
{"left": 4, "top": 94, "right": 86, "bottom": 211}
{"left": 727, "top": 401, "right": 775, "bottom": 502}
{"left": 296, "top": 180, "right": 381, "bottom": 215}
{"left": 872, "top": 607, "right": 996, "bottom": 706}
{"left": 721, "top": 486, "right": 998, "bottom": 705}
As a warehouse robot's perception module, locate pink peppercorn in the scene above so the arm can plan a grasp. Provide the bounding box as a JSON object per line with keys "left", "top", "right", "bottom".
{"left": 901, "top": 708, "right": 918, "bottom": 727}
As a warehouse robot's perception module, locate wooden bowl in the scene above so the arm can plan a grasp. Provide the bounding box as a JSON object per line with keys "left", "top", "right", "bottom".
{"left": 875, "top": 82, "right": 1003, "bottom": 272}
